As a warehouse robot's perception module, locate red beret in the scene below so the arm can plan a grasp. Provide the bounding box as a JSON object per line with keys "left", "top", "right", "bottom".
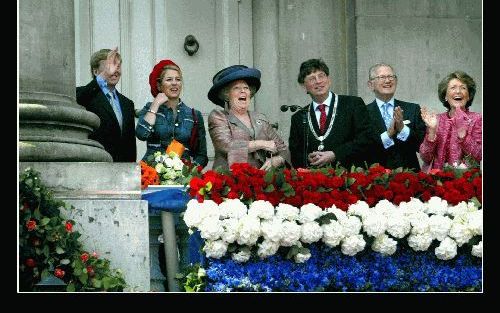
{"left": 149, "top": 59, "right": 180, "bottom": 97}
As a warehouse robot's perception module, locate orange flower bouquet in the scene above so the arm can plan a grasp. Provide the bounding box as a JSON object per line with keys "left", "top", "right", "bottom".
{"left": 140, "top": 161, "right": 160, "bottom": 189}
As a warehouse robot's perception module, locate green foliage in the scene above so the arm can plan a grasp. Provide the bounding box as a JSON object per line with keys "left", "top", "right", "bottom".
{"left": 19, "top": 167, "right": 127, "bottom": 292}
{"left": 176, "top": 264, "right": 206, "bottom": 292}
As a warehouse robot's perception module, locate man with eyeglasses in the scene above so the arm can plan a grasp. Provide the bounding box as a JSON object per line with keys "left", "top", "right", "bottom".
{"left": 288, "top": 58, "right": 373, "bottom": 169}
{"left": 366, "top": 63, "right": 425, "bottom": 170}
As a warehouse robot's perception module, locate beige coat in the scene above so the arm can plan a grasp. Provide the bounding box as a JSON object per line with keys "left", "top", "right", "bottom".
{"left": 208, "top": 108, "right": 290, "bottom": 170}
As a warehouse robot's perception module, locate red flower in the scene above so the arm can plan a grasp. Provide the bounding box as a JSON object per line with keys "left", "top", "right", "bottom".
{"left": 91, "top": 251, "right": 99, "bottom": 258}
{"left": 26, "top": 219, "right": 37, "bottom": 232}
{"left": 54, "top": 268, "right": 65, "bottom": 279}
{"left": 25, "top": 258, "right": 36, "bottom": 268}
{"left": 86, "top": 266, "right": 95, "bottom": 278}
{"left": 80, "top": 252, "right": 89, "bottom": 263}
{"left": 65, "top": 221, "right": 73, "bottom": 232}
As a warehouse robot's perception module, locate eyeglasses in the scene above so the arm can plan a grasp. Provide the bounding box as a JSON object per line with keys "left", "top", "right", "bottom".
{"left": 304, "top": 72, "right": 328, "bottom": 84}
{"left": 371, "top": 75, "right": 397, "bottom": 81}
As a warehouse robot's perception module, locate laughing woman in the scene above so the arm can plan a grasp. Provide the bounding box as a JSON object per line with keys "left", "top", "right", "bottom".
{"left": 136, "top": 59, "right": 208, "bottom": 168}
{"left": 419, "top": 71, "right": 482, "bottom": 171}
{"left": 207, "top": 65, "right": 290, "bottom": 171}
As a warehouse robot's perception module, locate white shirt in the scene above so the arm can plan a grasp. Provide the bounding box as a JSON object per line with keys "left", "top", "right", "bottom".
{"left": 312, "top": 91, "right": 333, "bottom": 124}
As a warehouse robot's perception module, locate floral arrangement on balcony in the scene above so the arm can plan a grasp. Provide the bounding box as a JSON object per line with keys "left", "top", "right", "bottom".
{"left": 19, "top": 168, "right": 126, "bottom": 291}
{"left": 188, "top": 163, "right": 481, "bottom": 208}
{"left": 140, "top": 140, "right": 202, "bottom": 189}
{"left": 184, "top": 197, "right": 482, "bottom": 263}
{"left": 179, "top": 163, "right": 482, "bottom": 292}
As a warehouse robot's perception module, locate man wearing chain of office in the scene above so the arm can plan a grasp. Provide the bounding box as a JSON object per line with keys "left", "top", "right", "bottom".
{"left": 289, "top": 58, "right": 374, "bottom": 169}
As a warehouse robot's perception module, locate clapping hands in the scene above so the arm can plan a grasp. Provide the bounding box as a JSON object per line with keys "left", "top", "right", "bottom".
{"left": 421, "top": 106, "right": 438, "bottom": 129}
{"left": 388, "top": 106, "right": 404, "bottom": 137}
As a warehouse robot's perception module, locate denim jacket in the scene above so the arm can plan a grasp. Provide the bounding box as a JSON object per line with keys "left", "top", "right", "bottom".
{"left": 136, "top": 101, "right": 208, "bottom": 167}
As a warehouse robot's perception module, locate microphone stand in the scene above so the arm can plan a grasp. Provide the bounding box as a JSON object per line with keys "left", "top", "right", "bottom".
{"left": 280, "top": 104, "right": 310, "bottom": 168}
{"left": 302, "top": 106, "right": 309, "bottom": 168}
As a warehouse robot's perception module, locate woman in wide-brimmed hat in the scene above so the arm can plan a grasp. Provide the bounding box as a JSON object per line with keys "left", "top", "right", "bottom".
{"left": 135, "top": 59, "right": 208, "bottom": 167}
{"left": 207, "top": 65, "right": 290, "bottom": 171}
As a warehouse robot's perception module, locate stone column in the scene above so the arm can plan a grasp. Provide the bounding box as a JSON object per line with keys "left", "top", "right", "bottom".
{"left": 19, "top": 0, "right": 111, "bottom": 161}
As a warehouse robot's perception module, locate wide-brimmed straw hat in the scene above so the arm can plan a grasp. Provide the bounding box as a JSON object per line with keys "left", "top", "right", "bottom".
{"left": 207, "top": 65, "right": 261, "bottom": 107}
{"left": 148, "top": 59, "right": 180, "bottom": 97}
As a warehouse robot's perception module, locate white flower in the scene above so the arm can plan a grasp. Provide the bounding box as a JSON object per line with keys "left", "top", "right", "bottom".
{"left": 198, "top": 217, "right": 224, "bottom": 241}
{"left": 322, "top": 220, "right": 344, "bottom": 248}
{"left": 257, "top": 240, "right": 280, "bottom": 259}
{"left": 466, "top": 209, "right": 482, "bottom": 236}
{"left": 341, "top": 234, "right": 366, "bottom": 256}
{"left": 374, "top": 199, "right": 397, "bottom": 213}
{"left": 407, "top": 233, "right": 433, "bottom": 251}
{"left": 279, "top": 220, "right": 302, "bottom": 247}
{"left": 219, "top": 198, "right": 247, "bottom": 219}
{"left": 220, "top": 218, "right": 239, "bottom": 243}
{"left": 425, "top": 196, "right": 448, "bottom": 216}
{"left": 471, "top": 241, "right": 482, "bottom": 258}
{"left": 203, "top": 240, "right": 228, "bottom": 259}
{"left": 231, "top": 247, "right": 252, "bottom": 263}
{"left": 200, "top": 200, "right": 221, "bottom": 218}
{"left": 300, "top": 221, "right": 323, "bottom": 244}
{"left": 347, "top": 200, "right": 370, "bottom": 219}
{"left": 409, "top": 212, "right": 430, "bottom": 235}
{"left": 275, "top": 203, "right": 300, "bottom": 221}
{"left": 446, "top": 201, "right": 470, "bottom": 217}
{"left": 299, "top": 203, "right": 323, "bottom": 223}
{"left": 400, "top": 197, "right": 424, "bottom": 213}
{"left": 448, "top": 221, "right": 473, "bottom": 247}
{"left": 184, "top": 199, "right": 216, "bottom": 228}
{"left": 248, "top": 200, "right": 275, "bottom": 220}
{"left": 340, "top": 215, "right": 362, "bottom": 237}
{"left": 171, "top": 156, "right": 184, "bottom": 171}
{"left": 386, "top": 213, "right": 411, "bottom": 239}
{"left": 294, "top": 250, "right": 311, "bottom": 263}
{"left": 428, "top": 215, "right": 452, "bottom": 241}
{"left": 236, "top": 215, "right": 261, "bottom": 246}
{"left": 362, "top": 212, "right": 387, "bottom": 238}
{"left": 261, "top": 218, "right": 283, "bottom": 242}
{"left": 372, "top": 234, "right": 397, "bottom": 255}
{"left": 435, "top": 237, "right": 457, "bottom": 260}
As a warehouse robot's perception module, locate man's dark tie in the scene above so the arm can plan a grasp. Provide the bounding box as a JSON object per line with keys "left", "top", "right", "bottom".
{"left": 318, "top": 103, "right": 327, "bottom": 134}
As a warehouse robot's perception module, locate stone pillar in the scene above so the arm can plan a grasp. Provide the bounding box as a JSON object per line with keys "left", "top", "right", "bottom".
{"left": 19, "top": 0, "right": 111, "bottom": 161}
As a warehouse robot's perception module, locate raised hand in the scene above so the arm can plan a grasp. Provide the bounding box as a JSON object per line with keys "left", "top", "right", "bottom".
{"left": 151, "top": 92, "right": 169, "bottom": 110}
{"left": 420, "top": 106, "right": 437, "bottom": 129}
{"left": 104, "top": 47, "right": 121, "bottom": 78}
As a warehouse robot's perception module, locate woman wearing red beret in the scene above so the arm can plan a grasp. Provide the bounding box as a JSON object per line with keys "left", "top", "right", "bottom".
{"left": 136, "top": 59, "right": 208, "bottom": 168}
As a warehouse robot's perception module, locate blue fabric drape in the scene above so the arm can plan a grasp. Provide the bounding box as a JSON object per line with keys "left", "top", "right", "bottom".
{"left": 142, "top": 187, "right": 205, "bottom": 266}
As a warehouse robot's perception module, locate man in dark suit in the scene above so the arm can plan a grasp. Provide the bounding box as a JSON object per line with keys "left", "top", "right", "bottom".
{"left": 366, "top": 63, "right": 425, "bottom": 171}
{"left": 289, "top": 59, "right": 373, "bottom": 169}
{"left": 76, "top": 48, "right": 136, "bottom": 162}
